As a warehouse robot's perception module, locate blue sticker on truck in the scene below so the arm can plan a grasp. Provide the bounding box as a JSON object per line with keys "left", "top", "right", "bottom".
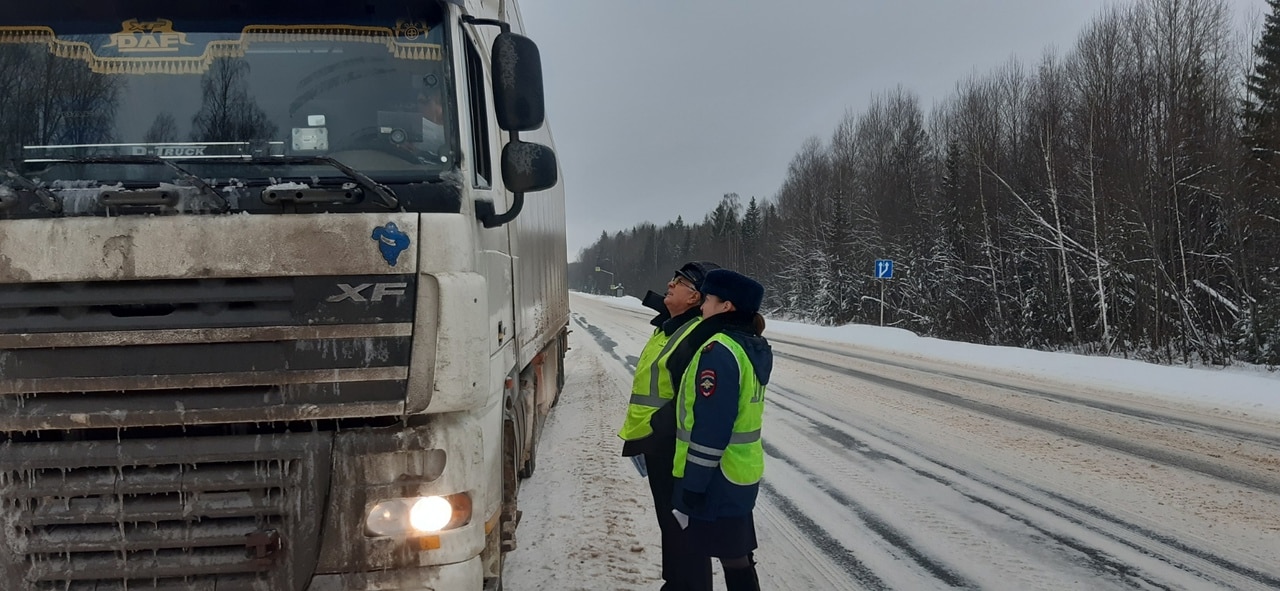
{"left": 371, "top": 222, "right": 411, "bottom": 266}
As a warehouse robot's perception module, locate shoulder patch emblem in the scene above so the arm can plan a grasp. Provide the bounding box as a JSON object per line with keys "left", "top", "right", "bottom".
{"left": 698, "top": 369, "right": 716, "bottom": 397}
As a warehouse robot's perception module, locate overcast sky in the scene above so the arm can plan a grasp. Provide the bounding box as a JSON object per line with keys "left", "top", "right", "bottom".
{"left": 519, "top": 0, "right": 1269, "bottom": 258}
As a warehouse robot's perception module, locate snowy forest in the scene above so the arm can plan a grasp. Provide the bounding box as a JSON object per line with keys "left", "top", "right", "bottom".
{"left": 570, "top": 0, "right": 1280, "bottom": 367}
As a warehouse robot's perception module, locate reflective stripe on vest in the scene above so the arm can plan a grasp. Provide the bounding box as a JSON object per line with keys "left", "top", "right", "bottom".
{"left": 673, "top": 334, "right": 766, "bottom": 485}
{"left": 617, "top": 317, "right": 701, "bottom": 441}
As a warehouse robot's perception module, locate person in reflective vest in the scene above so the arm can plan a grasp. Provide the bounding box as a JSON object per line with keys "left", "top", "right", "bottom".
{"left": 672, "top": 269, "right": 770, "bottom": 591}
{"left": 618, "top": 260, "right": 720, "bottom": 591}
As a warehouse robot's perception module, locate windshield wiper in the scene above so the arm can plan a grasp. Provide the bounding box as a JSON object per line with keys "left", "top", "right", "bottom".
{"left": 236, "top": 156, "right": 400, "bottom": 210}
{"left": 49, "top": 156, "right": 229, "bottom": 212}
{"left": 1, "top": 168, "right": 62, "bottom": 213}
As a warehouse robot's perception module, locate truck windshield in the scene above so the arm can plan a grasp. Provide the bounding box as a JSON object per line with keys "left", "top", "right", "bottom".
{"left": 0, "top": 2, "right": 455, "bottom": 197}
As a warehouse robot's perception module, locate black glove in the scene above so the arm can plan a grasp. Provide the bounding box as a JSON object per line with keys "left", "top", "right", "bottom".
{"left": 682, "top": 490, "right": 707, "bottom": 512}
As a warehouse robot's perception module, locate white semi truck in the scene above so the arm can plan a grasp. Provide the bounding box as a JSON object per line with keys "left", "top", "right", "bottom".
{"left": 0, "top": 1, "right": 566, "bottom": 589}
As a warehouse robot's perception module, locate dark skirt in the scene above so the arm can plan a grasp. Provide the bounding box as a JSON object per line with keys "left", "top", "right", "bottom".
{"left": 683, "top": 512, "right": 758, "bottom": 558}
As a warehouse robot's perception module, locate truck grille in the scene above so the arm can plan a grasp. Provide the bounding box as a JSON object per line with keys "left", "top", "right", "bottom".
{"left": 1, "top": 433, "right": 331, "bottom": 591}
{"left": 0, "top": 274, "right": 417, "bottom": 431}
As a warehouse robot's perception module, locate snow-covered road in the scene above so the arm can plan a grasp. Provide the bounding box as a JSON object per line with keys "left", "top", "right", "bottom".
{"left": 503, "top": 293, "right": 1280, "bottom": 590}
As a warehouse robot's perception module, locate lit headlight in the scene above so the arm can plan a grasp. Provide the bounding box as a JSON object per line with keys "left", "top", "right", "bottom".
{"left": 365, "top": 494, "right": 472, "bottom": 537}
{"left": 409, "top": 496, "right": 452, "bottom": 532}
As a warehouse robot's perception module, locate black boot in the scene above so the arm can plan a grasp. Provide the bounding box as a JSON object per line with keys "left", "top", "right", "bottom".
{"left": 723, "top": 564, "right": 760, "bottom": 591}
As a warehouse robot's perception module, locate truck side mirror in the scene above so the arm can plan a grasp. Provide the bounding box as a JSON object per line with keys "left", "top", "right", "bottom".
{"left": 491, "top": 33, "right": 545, "bottom": 131}
{"left": 501, "top": 141, "right": 557, "bottom": 194}
{"left": 478, "top": 140, "right": 557, "bottom": 228}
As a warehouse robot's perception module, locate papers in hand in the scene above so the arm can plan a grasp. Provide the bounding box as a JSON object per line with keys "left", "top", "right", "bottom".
{"left": 672, "top": 509, "right": 690, "bottom": 530}
{"left": 629, "top": 455, "right": 648, "bottom": 478}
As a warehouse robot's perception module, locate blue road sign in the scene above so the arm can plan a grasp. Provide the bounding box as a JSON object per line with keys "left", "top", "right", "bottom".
{"left": 875, "top": 259, "right": 894, "bottom": 279}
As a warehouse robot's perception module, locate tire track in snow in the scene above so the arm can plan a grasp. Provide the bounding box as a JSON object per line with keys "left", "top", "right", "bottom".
{"left": 756, "top": 481, "right": 888, "bottom": 590}
{"left": 764, "top": 405, "right": 1073, "bottom": 590}
{"left": 768, "top": 393, "right": 1172, "bottom": 590}
{"left": 1032, "top": 489, "right": 1280, "bottom": 590}
{"left": 572, "top": 312, "right": 636, "bottom": 372}
{"left": 769, "top": 385, "right": 1279, "bottom": 590}
{"left": 771, "top": 336, "right": 1280, "bottom": 450}
{"left": 762, "top": 438, "right": 976, "bottom": 589}
{"left": 753, "top": 494, "right": 863, "bottom": 591}
{"left": 774, "top": 350, "right": 1280, "bottom": 496}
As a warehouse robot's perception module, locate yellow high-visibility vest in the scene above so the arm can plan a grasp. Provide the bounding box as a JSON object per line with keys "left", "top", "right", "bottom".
{"left": 673, "top": 334, "right": 765, "bottom": 485}
{"left": 617, "top": 317, "right": 701, "bottom": 441}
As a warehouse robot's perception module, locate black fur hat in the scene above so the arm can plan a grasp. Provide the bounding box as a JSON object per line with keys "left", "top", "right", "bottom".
{"left": 700, "top": 269, "right": 764, "bottom": 315}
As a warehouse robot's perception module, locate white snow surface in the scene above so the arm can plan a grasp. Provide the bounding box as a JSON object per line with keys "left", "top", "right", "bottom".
{"left": 503, "top": 292, "right": 1280, "bottom": 590}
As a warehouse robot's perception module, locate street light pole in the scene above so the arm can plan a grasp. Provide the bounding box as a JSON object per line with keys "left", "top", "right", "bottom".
{"left": 594, "top": 266, "right": 616, "bottom": 295}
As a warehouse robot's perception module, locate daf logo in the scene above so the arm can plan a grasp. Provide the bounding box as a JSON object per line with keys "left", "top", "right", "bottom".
{"left": 105, "top": 19, "right": 193, "bottom": 53}
{"left": 327, "top": 283, "right": 407, "bottom": 303}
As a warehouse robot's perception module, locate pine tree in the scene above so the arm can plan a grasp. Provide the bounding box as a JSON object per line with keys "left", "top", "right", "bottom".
{"left": 707, "top": 193, "right": 743, "bottom": 268}
{"left": 670, "top": 216, "right": 687, "bottom": 259}
{"left": 1244, "top": 0, "right": 1280, "bottom": 161}
{"left": 709, "top": 193, "right": 741, "bottom": 237}
{"left": 1241, "top": 0, "right": 1280, "bottom": 364}
{"left": 740, "top": 197, "right": 763, "bottom": 276}
{"left": 741, "top": 198, "right": 762, "bottom": 242}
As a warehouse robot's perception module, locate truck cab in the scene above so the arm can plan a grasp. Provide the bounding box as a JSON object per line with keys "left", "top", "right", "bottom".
{"left": 0, "top": 1, "right": 567, "bottom": 589}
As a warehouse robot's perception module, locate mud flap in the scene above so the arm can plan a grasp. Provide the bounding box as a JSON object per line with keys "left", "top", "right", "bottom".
{"left": 500, "top": 409, "right": 522, "bottom": 553}
{"left": 482, "top": 524, "right": 505, "bottom": 591}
